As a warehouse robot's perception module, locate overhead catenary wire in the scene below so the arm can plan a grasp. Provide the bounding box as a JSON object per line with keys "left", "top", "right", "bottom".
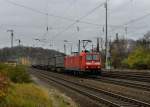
{"left": 41, "top": 0, "right": 49, "bottom": 40}
{"left": 5, "top": 0, "right": 149, "bottom": 44}
{"left": 110, "top": 12, "right": 150, "bottom": 36}
{"left": 50, "top": 0, "right": 78, "bottom": 26}
{"left": 4, "top": 0, "right": 125, "bottom": 29}
{"left": 108, "top": 0, "right": 150, "bottom": 39}
{"left": 111, "top": 0, "right": 134, "bottom": 13}
{"left": 51, "top": 2, "right": 105, "bottom": 39}
{"left": 0, "top": 23, "right": 126, "bottom": 32}
{"left": 46, "top": 0, "right": 49, "bottom": 32}
{"left": 4, "top": 0, "right": 105, "bottom": 27}
{"left": 111, "top": 8, "right": 150, "bottom": 32}
{"left": 124, "top": 12, "right": 150, "bottom": 26}
{"left": 4, "top": 0, "right": 150, "bottom": 31}
{"left": 42, "top": 0, "right": 77, "bottom": 42}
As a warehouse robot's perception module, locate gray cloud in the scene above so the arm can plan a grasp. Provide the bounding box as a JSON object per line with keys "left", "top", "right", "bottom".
{"left": 0, "top": 0, "right": 150, "bottom": 52}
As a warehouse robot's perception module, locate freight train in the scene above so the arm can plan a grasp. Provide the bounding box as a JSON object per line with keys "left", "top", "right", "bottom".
{"left": 32, "top": 50, "right": 102, "bottom": 75}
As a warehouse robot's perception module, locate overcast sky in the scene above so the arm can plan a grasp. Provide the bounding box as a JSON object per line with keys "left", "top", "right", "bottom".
{"left": 0, "top": 0, "right": 150, "bottom": 52}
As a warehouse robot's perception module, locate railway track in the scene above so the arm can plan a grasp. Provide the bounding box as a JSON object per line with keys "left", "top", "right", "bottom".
{"left": 95, "top": 77, "right": 150, "bottom": 92}
{"left": 31, "top": 69, "right": 150, "bottom": 107}
{"left": 102, "top": 72, "right": 150, "bottom": 82}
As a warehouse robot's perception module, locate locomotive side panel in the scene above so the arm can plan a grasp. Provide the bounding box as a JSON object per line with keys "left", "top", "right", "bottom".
{"left": 65, "top": 52, "right": 102, "bottom": 75}
{"left": 64, "top": 56, "right": 81, "bottom": 71}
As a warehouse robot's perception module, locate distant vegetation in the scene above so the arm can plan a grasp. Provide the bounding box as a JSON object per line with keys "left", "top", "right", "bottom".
{"left": 123, "top": 47, "right": 150, "bottom": 69}
{"left": 109, "top": 31, "right": 150, "bottom": 69}
{"left": 0, "top": 46, "right": 64, "bottom": 65}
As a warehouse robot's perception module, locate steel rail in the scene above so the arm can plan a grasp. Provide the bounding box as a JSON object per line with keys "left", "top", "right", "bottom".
{"left": 95, "top": 77, "right": 150, "bottom": 92}
{"left": 32, "top": 71, "right": 119, "bottom": 107}
{"left": 102, "top": 72, "right": 150, "bottom": 82}
{"left": 31, "top": 70, "right": 150, "bottom": 107}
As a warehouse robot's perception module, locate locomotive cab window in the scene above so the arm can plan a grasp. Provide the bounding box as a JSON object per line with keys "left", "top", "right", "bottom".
{"left": 86, "top": 54, "right": 99, "bottom": 61}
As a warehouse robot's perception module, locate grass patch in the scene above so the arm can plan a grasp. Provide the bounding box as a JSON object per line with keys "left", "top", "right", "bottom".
{"left": 0, "top": 64, "right": 31, "bottom": 83}
{"left": 1, "top": 83, "right": 52, "bottom": 107}
{"left": 0, "top": 64, "right": 77, "bottom": 107}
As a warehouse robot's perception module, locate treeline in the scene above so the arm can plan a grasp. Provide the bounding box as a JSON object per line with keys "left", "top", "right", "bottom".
{"left": 108, "top": 31, "right": 150, "bottom": 69}
{"left": 0, "top": 46, "right": 64, "bottom": 64}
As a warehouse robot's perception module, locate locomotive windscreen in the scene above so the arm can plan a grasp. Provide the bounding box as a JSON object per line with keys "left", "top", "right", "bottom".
{"left": 86, "top": 54, "right": 99, "bottom": 61}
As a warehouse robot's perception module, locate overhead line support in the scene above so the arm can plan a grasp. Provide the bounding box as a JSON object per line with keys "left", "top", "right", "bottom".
{"left": 105, "top": 0, "right": 108, "bottom": 69}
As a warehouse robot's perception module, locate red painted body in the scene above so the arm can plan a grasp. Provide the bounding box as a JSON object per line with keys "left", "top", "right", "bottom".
{"left": 64, "top": 51, "right": 101, "bottom": 73}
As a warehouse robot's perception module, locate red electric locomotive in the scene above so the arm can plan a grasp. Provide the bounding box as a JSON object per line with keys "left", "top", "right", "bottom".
{"left": 64, "top": 51, "right": 101, "bottom": 75}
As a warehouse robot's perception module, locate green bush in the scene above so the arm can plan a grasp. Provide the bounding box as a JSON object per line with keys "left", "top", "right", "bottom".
{"left": 8, "top": 65, "right": 31, "bottom": 83}
{"left": 123, "top": 48, "right": 150, "bottom": 69}
{"left": 0, "top": 64, "right": 31, "bottom": 83}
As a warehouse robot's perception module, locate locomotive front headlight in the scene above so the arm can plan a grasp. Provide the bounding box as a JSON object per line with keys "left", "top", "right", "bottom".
{"left": 86, "top": 66, "right": 89, "bottom": 68}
